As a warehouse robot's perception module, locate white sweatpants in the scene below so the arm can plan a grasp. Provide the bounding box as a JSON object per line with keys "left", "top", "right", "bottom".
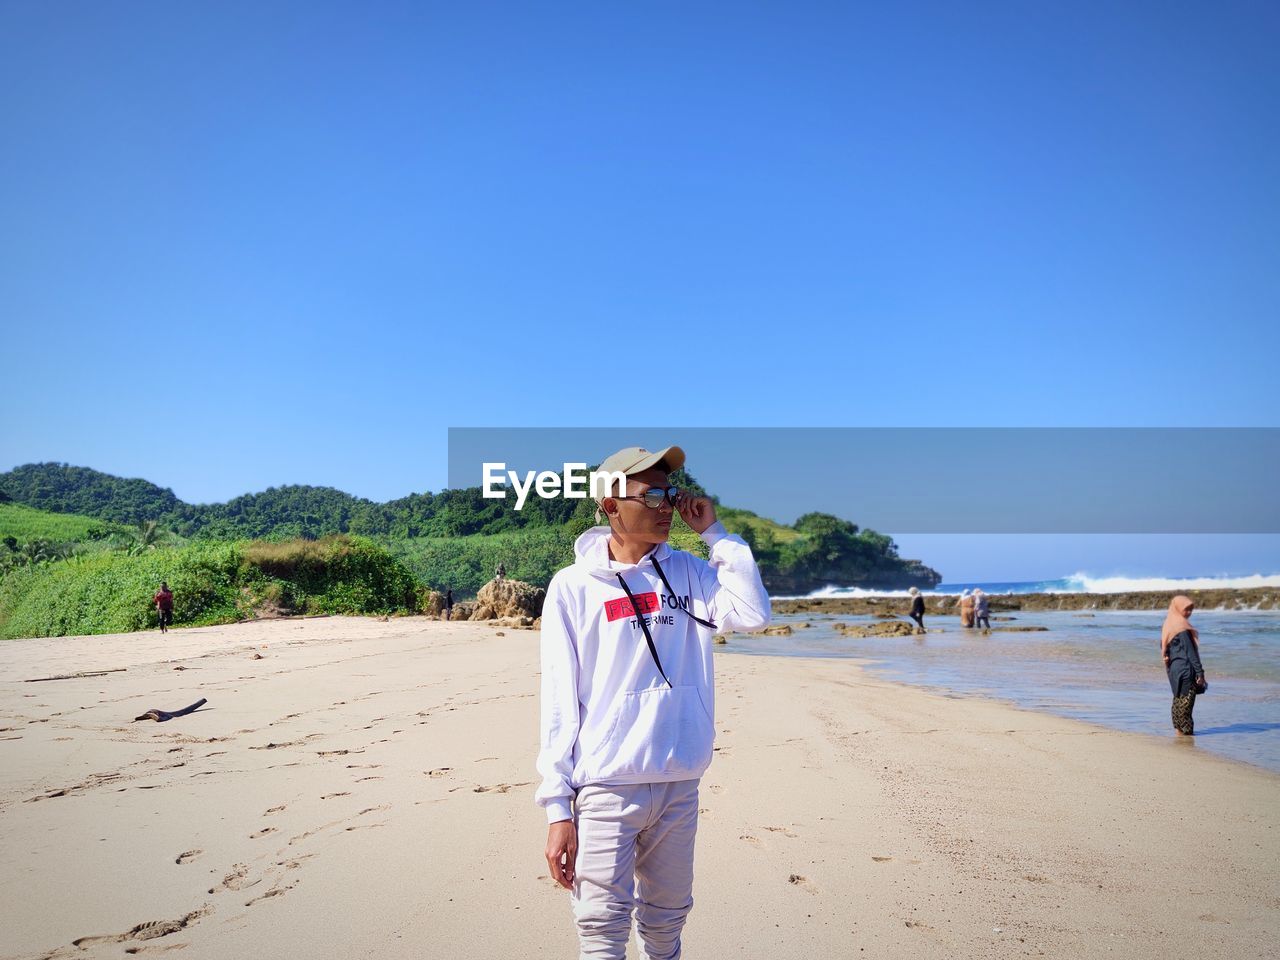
{"left": 571, "top": 779, "right": 700, "bottom": 960}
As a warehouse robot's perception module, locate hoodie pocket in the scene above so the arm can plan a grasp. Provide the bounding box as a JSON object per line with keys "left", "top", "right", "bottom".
{"left": 584, "top": 684, "right": 715, "bottom": 783}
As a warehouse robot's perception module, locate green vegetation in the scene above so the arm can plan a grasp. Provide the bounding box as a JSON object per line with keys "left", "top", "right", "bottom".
{"left": 0, "top": 536, "right": 419, "bottom": 639}
{"left": 384, "top": 502, "right": 714, "bottom": 597}
{"left": 0, "top": 503, "right": 185, "bottom": 580}
{"left": 0, "top": 463, "right": 183, "bottom": 526}
{"left": 0, "top": 463, "right": 580, "bottom": 540}
{"left": 0, "top": 462, "right": 942, "bottom": 637}
{"left": 0, "top": 502, "right": 122, "bottom": 545}
{"left": 239, "top": 537, "right": 418, "bottom": 616}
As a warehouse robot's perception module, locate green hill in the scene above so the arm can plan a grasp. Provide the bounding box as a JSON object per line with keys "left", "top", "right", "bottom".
{"left": 0, "top": 463, "right": 183, "bottom": 525}
{"left": 0, "top": 502, "right": 122, "bottom": 546}
{"left": 0, "top": 462, "right": 943, "bottom": 608}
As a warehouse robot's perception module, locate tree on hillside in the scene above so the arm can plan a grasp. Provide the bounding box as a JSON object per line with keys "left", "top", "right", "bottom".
{"left": 127, "top": 521, "right": 162, "bottom": 556}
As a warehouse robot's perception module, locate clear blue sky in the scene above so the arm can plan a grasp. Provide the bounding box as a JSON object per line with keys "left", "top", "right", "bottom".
{"left": 2, "top": 2, "right": 1277, "bottom": 579}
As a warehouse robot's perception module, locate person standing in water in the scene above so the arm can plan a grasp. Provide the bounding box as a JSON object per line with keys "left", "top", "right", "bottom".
{"left": 908, "top": 587, "right": 925, "bottom": 632}
{"left": 1161, "top": 595, "right": 1206, "bottom": 736}
{"left": 153, "top": 582, "right": 174, "bottom": 634}
{"left": 958, "top": 589, "right": 975, "bottom": 628}
{"left": 973, "top": 588, "right": 991, "bottom": 630}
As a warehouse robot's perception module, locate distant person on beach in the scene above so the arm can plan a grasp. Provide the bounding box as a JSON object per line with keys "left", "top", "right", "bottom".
{"left": 958, "top": 589, "right": 975, "bottom": 628}
{"left": 535, "top": 444, "right": 770, "bottom": 959}
{"left": 495, "top": 562, "right": 506, "bottom": 581}
{"left": 443, "top": 587, "right": 454, "bottom": 622}
{"left": 973, "top": 588, "right": 991, "bottom": 629}
{"left": 153, "top": 582, "right": 174, "bottom": 634}
{"left": 1162, "top": 595, "right": 1206, "bottom": 736}
{"left": 908, "top": 587, "right": 925, "bottom": 631}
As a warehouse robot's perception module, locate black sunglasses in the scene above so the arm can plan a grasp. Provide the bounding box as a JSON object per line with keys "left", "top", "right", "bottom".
{"left": 613, "top": 486, "right": 681, "bottom": 509}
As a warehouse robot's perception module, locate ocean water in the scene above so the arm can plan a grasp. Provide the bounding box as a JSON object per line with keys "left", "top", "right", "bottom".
{"left": 721, "top": 608, "right": 1280, "bottom": 773}
{"left": 792, "top": 571, "right": 1280, "bottom": 599}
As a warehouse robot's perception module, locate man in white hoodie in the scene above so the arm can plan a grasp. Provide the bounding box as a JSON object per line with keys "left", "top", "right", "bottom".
{"left": 536, "top": 444, "right": 771, "bottom": 959}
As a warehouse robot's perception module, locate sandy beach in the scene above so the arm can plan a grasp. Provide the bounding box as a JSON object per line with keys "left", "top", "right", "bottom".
{"left": 1, "top": 617, "right": 1276, "bottom": 960}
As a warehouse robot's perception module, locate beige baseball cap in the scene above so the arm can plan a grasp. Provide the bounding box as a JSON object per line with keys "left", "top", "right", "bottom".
{"left": 591, "top": 445, "right": 684, "bottom": 521}
{"left": 596, "top": 445, "right": 685, "bottom": 482}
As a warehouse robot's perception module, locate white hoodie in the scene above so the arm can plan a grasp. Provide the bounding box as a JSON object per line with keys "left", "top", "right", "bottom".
{"left": 535, "top": 521, "right": 771, "bottom": 823}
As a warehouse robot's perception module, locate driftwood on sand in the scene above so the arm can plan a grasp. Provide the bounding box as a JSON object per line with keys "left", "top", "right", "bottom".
{"left": 133, "top": 698, "right": 208, "bottom": 723}
{"left": 25, "top": 668, "right": 127, "bottom": 683}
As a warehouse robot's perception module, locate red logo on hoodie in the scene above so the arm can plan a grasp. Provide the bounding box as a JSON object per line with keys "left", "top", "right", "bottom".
{"left": 604, "top": 592, "right": 660, "bottom": 622}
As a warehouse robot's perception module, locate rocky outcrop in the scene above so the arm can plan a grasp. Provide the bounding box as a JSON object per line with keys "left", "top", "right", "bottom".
{"left": 471, "top": 578, "right": 546, "bottom": 621}
{"left": 760, "top": 557, "right": 940, "bottom": 596}
{"left": 447, "top": 601, "right": 476, "bottom": 621}
{"left": 835, "top": 620, "right": 921, "bottom": 638}
{"left": 774, "top": 587, "right": 1277, "bottom": 615}
{"left": 419, "top": 589, "right": 444, "bottom": 617}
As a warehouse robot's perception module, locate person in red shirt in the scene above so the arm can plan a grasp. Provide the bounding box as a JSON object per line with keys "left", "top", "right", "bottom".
{"left": 154, "top": 583, "right": 174, "bottom": 633}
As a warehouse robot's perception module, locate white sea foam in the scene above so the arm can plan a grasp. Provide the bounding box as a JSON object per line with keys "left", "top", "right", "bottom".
{"left": 777, "top": 571, "right": 1280, "bottom": 600}
{"left": 775, "top": 585, "right": 922, "bottom": 600}
{"left": 1053, "top": 572, "right": 1280, "bottom": 594}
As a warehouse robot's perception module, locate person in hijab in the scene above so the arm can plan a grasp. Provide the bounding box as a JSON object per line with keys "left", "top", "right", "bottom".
{"left": 958, "top": 589, "right": 975, "bottom": 628}
{"left": 908, "top": 587, "right": 925, "bottom": 632}
{"left": 1161, "top": 595, "right": 1206, "bottom": 735}
{"left": 972, "top": 588, "right": 991, "bottom": 629}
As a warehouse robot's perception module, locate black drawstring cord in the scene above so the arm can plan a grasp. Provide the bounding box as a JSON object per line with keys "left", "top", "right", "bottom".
{"left": 649, "top": 551, "right": 718, "bottom": 630}
{"left": 615, "top": 548, "right": 720, "bottom": 687}
{"left": 616, "top": 572, "right": 672, "bottom": 688}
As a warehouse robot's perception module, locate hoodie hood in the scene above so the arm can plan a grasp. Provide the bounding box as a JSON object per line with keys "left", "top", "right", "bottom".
{"left": 573, "top": 525, "right": 674, "bottom": 581}
{"left": 535, "top": 518, "right": 772, "bottom": 823}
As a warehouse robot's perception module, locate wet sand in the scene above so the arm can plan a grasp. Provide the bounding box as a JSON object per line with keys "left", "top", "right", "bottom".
{"left": 1, "top": 617, "right": 1276, "bottom": 959}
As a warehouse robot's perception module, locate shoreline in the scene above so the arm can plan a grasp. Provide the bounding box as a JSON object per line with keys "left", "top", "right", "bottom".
{"left": 774, "top": 585, "right": 1279, "bottom": 614}
{"left": 1, "top": 618, "right": 1276, "bottom": 959}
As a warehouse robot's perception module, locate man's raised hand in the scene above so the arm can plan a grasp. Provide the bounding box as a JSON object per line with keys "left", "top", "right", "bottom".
{"left": 675, "top": 491, "right": 716, "bottom": 535}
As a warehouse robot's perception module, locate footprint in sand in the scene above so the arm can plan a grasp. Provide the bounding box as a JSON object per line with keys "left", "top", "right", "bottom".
{"left": 72, "top": 908, "right": 208, "bottom": 947}
{"left": 426, "top": 767, "right": 453, "bottom": 778}
{"left": 211, "top": 864, "right": 256, "bottom": 893}
{"left": 788, "top": 874, "right": 816, "bottom": 893}
{"left": 871, "top": 856, "right": 893, "bottom": 862}
{"left": 174, "top": 849, "right": 202, "bottom": 865}
{"left": 250, "top": 826, "right": 277, "bottom": 839}
{"left": 473, "top": 781, "right": 533, "bottom": 794}
{"left": 123, "top": 944, "right": 188, "bottom": 955}
{"left": 740, "top": 835, "right": 762, "bottom": 846}
{"left": 250, "top": 737, "right": 318, "bottom": 751}
{"left": 321, "top": 792, "right": 350, "bottom": 800}
{"left": 245, "top": 883, "right": 296, "bottom": 907}
{"left": 764, "top": 826, "right": 798, "bottom": 838}
{"left": 264, "top": 804, "right": 287, "bottom": 815}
